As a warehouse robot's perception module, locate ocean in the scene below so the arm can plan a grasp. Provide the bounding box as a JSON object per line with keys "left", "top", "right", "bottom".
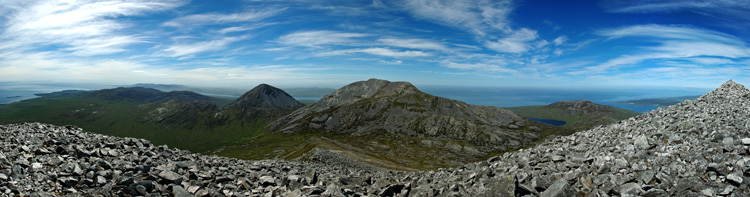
{"left": 418, "top": 86, "right": 709, "bottom": 113}
{"left": 0, "top": 82, "right": 109, "bottom": 105}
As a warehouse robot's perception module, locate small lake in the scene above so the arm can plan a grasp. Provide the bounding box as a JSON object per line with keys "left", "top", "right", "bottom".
{"left": 527, "top": 117, "right": 566, "bottom": 126}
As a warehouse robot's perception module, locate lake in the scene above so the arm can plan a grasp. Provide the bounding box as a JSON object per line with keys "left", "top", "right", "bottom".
{"left": 527, "top": 117, "right": 566, "bottom": 126}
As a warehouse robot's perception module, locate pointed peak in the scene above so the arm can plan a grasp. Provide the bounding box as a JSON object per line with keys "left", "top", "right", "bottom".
{"left": 701, "top": 80, "right": 749, "bottom": 100}
{"left": 250, "top": 83, "right": 276, "bottom": 91}
{"left": 719, "top": 80, "right": 741, "bottom": 89}
{"left": 226, "top": 83, "right": 303, "bottom": 109}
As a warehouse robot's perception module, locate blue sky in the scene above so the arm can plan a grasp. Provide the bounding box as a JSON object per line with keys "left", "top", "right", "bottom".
{"left": 0, "top": 0, "right": 749, "bottom": 89}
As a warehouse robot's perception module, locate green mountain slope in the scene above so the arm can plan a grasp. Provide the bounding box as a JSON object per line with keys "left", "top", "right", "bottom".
{"left": 0, "top": 85, "right": 302, "bottom": 153}
{"left": 505, "top": 100, "right": 640, "bottom": 131}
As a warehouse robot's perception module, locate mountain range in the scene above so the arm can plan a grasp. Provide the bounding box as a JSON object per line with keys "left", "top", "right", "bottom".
{"left": 0, "top": 83, "right": 302, "bottom": 153}
{"left": 0, "top": 78, "right": 637, "bottom": 170}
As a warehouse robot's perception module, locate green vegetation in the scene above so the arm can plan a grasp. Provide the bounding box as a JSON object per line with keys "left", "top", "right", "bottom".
{"left": 0, "top": 92, "right": 268, "bottom": 153}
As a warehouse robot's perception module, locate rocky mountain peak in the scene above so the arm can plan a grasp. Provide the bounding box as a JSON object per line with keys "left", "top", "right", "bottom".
{"left": 699, "top": 80, "right": 750, "bottom": 101}
{"left": 313, "top": 78, "right": 420, "bottom": 110}
{"left": 225, "top": 83, "right": 303, "bottom": 109}
{"left": 546, "top": 100, "right": 608, "bottom": 116}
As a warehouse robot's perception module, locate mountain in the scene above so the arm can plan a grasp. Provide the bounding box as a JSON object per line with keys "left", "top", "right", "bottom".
{"left": 224, "top": 84, "right": 304, "bottom": 119}
{"left": 505, "top": 100, "right": 639, "bottom": 131}
{"left": 614, "top": 95, "right": 700, "bottom": 107}
{"left": 0, "top": 84, "right": 304, "bottom": 153}
{"left": 219, "top": 79, "right": 573, "bottom": 170}
{"left": 91, "top": 87, "right": 215, "bottom": 102}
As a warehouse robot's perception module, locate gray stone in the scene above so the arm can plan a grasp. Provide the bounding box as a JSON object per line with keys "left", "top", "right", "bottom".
{"left": 723, "top": 138, "right": 734, "bottom": 147}
{"left": 172, "top": 185, "right": 192, "bottom": 197}
{"left": 31, "top": 162, "right": 43, "bottom": 170}
{"left": 741, "top": 138, "right": 750, "bottom": 145}
{"left": 259, "top": 176, "right": 275, "bottom": 186}
{"left": 642, "top": 189, "right": 669, "bottom": 197}
{"left": 619, "top": 182, "right": 644, "bottom": 196}
{"left": 322, "top": 184, "right": 344, "bottom": 197}
{"left": 158, "top": 170, "right": 181, "bottom": 182}
{"left": 634, "top": 135, "right": 649, "bottom": 150}
{"left": 540, "top": 180, "right": 576, "bottom": 197}
{"left": 726, "top": 173, "right": 743, "bottom": 186}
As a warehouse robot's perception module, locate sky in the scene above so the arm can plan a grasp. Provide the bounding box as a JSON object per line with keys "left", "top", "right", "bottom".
{"left": 0, "top": 0, "right": 749, "bottom": 89}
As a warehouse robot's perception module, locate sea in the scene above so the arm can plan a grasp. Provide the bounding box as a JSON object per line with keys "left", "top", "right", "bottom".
{"left": 0, "top": 82, "right": 710, "bottom": 113}
{"left": 0, "top": 82, "right": 109, "bottom": 105}
{"left": 417, "top": 86, "right": 710, "bottom": 113}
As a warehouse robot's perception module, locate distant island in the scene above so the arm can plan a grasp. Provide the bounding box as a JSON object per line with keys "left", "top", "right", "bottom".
{"left": 614, "top": 95, "right": 700, "bottom": 107}
{"left": 5, "top": 96, "right": 21, "bottom": 99}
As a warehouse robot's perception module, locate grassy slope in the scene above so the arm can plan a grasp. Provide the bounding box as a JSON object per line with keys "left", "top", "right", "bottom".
{"left": 0, "top": 95, "right": 267, "bottom": 153}
{"left": 504, "top": 105, "right": 639, "bottom": 131}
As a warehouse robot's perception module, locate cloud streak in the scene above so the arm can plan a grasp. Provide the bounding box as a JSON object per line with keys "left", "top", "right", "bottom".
{"left": 163, "top": 9, "right": 283, "bottom": 27}
{"left": 162, "top": 36, "right": 248, "bottom": 58}
{"left": 0, "top": 0, "right": 184, "bottom": 56}
{"left": 571, "top": 24, "right": 750, "bottom": 75}
{"left": 317, "top": 48, "right": 431, "bottom": 58}
{"left": 277, "top": 30, "right": 371, "bottom": 48}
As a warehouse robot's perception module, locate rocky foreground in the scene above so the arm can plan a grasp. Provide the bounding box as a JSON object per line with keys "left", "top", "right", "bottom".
{"left": 2, "top": 80, "right": 750, "bottom": 196}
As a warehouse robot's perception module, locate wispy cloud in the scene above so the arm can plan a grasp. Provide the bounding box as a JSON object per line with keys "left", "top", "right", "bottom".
{"left": 602, "top": 0, "right": 750, "bottom": 14}
{"left": 277, "top": 30, "right": 371, "bottom": 48}
{"left": 0, "top": 0, "right": 184, "bottom": 56}
{"left": 317, "top": 48, "right": 431, "bottom": 58}
{"left": 440, "top": 60, "right": 515, "bottom": 73}
{"left": 378, "top": 38, "right": 449, "bottom": 51}
{"left": 162, "top": 36, "right": 248, "bottom": 58}
{"left": 484, "top": 28, "right": 539, "bottom": 53}
{"left": 601, "top": 0, "right": 750, "bottom": 31}
{"left": 570, "top": 24, "right": 750, "bottom": 75}
{"left": 403, "top": 0, "right": 513, "bottom": 36}
{"left": 553, "top": 36, "right": 567, "bottom": 46}
{"left": 163, "top": 9, "right": 283, "bottom": 27}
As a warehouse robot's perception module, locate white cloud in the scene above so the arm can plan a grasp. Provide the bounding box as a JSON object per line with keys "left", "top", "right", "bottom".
{"left": 380, "top": 60, "right": 403, "bottom": 64}
{"left": 163, "top": 9, "right": 283, "bottom": 27}
{"left": 360, "top": 48, "right": 430, "bottom": 57}
{"left": 163, "top": 36, "right": 247, "bottom": 58}
{"left": 218, "top": 23, "right": 274, "bottom": 34}
{"left": 378, "top": 38, "right": 449, "bottom": 51}
{"left": 688, "top": 57, "right": 736, "bottom": 65}
{"left": 0, "top": 0, "right": 184, "bottom": 56}
{"left": 440, "top": 60, "right": 515, "bottom": 73}
{"left": 484, "top": 28, "right": 538, "bottom": 53}
{"left": 403, "top": 0, "right": 513, "bottom": 36}
{"left": 602, "top": 0, "right": 750, "bottom": 14}
{"left": 553, "top": 35, "right": 567, "bottom": 46}
{"left": 572, "top": 24, "right": 750, "bottom": 75}
{"left": 277, "top": 30, "right": 371, "bottom": 48}
{"left": 0, "top": 50, "right": 333, "bottom": 87}
{"left": 317, "top": 48, "right": 431, "bottom": 58}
